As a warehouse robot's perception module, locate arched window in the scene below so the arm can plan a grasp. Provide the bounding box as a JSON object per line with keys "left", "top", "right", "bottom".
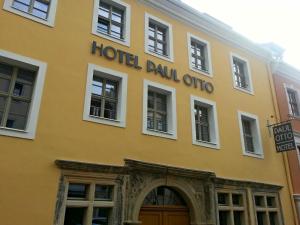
{"left": 142, "top": 186, "right": 186, "bottom": 206}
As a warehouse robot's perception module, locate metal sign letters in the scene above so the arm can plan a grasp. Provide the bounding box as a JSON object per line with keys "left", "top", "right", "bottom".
{"left": 273, "top": 122, "right": 296, "bottom": 152}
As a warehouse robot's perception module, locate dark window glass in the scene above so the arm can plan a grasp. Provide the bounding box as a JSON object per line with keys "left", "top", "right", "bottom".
{"left": 234, "top": 211, "right": 244, "bottom": 225}
{"left": 257, "top": 212, "right": 267, "bottom": 225}
{"left": 95, "top": 185, "right": 113, "bottom": 201}
{"left": 143, "top": 186, "right": 186, "bottom": 206}
{"left": 0, "top": 63, "right": 13, "bottom": 93}
{"left": 67, "top": 184, "right": 88, "bottom": 199}
{"left": 269, "top": 212, "right": 278, "bottom": 225}
{"left": 232, "top": 194, "right": 243, "bottom": 206}
{"left": 267, "top": 196, "right": 276, "bottom": 207}
{"left": 191, "top": 40, "right": 207, "bottom": 72}
{"left": 6, "top": 99, "right": 30, "bottom": 130}
{"left": 92, "top": 208, "right": 111, "bottom": 225}
{"left": 148, "top": 22, "right": 167, "bottom": 56}
{"left": 217, "top": 193, "right": 229, "bottom": 205}
{"left": 255, "top": 196, "right": 265, "bottom": 207}
{"left": 195, "top": 104, "right": 210, "bottom": 142}
{"left": 14, "top": 69, "right": 35, "bottom": 98}
{"left": 233, "top": 58, "right": 248, "bottom": 89}
{"left": 64, "top": 207, "right": 86, "bottom": 225}
{"left": 147, "top": 90, "right": 167, "bottom": 132}
{"left": 219, "top": 211, "right": 229, "bottom": 225}
{"left": 242, "top": 119, "right": 254, "bottom": 153}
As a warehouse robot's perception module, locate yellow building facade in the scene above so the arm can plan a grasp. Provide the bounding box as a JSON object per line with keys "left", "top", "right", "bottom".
{"left": 0, "top": 0, "right": 297, "bottom": 225}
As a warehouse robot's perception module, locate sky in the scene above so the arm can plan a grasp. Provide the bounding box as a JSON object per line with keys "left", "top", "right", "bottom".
{"left": 182, "top": 0, "right": 300, "bottom": 70}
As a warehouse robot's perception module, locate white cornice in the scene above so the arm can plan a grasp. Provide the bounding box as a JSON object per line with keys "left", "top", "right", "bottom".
{"left": 138, "top": 0, "right": 272, "bottom": 61}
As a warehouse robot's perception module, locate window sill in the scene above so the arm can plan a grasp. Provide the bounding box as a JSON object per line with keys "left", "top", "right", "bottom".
{"left": 243, "top": 151, "right": 264, "bottom": 159}
{"left": 91, "top": 30, "right": 130, "bottom": 47}
{"left": 190, "top": 66, "right": 213, "bottom": 78}
{"left": 0, "top": 126, "right": 34, "bottom": 139}
{"left": 3, "top": 6, "right": 54, "bottom": 27}
{"left": 193, "top": 139, "right": 220, "bottom": 149}
{"left": 143, "top": 128, "right": 177, "bottom": 140}
{"left": 145, "top": 49, "right": 174, "bottom": 63}
{"left": 234, "top": 86, "right": 254, "bottom": 95}
{"left": 83, "top": 114, "right": 125, "bottom": 128}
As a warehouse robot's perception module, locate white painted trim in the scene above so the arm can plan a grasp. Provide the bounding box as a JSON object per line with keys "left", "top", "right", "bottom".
{"left": 293, "top": 136, "right": 300, "bottom": 166}
{"left": 142, "top": 79, "right": 177, "bottom": 139}
{"left": 190, "top": 95, "right": 220, "bottom": 149}
{"left": 3, "top": 0, "right": 58, "bottom": 27}
{"left": 144, "top": 12, "right": 174, "bottom": 62}
{"left": 237, "top": 111, "right": 264, "bottom": 159}
{"left": 187, "top": 32, "right": 213, "bottom": 77}
{"left": 0, "top": 49, "right": 47, "bottom": 139}
{"left": 83, "top": 63, "right": 127, "bottom": 128}
{"left": 230, "top": 52, "right": 254, "bottom": 95}
{"left": 283, "top": 83, "right": 300, "bottom": 118}
{"left": 92, "top": 0, "right": 131, "bottom": 47}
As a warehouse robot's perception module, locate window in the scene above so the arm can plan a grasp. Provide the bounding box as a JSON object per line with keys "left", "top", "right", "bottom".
{"left": 3, "top": 0, "right": 58, "bottom": 26}
{"left": 83, "top": 64, "right": 127, "bottom": 127}
{"left": 145, "top": 13, "right": 174, "bottom": 62}
{"left": 230, "top": 53, "right": 253, "bottom": 94}
{"left": 187, "top": 33, "right": 213, "bottom": 77}
{"left": 253, "top": 193, "right": 282, "bottom": 225}
{"left": 62, "top": 182, "right": 115, "bottom": 225}
{"left": 143, "top": 80, "right": 177, "bottom": 139}
{"left": 217, "top": 191, "right": 247, "bottom": 225}
{"left": 0, "top": 50, "right": 46, "bottom": 139}
{"left": 92, "top": 0, "right": 131, "bottom": 46}
{"left": 190, "top": 95, "right": 220, "bottom": 149}
{"left": 286, "top": 87, "right": 300, "bottom": 117}
{"left": 238, "top": 111, "right": 263, "bottom": 158}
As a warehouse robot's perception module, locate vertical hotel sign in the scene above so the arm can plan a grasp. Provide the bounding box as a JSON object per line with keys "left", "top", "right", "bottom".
{"left": 273, "top": 122, "right": 296, "bottom": 152}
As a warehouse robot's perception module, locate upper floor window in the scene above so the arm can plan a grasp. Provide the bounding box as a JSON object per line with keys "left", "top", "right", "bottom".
{"left": 92, "top": 0, "right": 131, "bottom": 47}
{"left": 230, "top": 53, "right": 253, "bottom": 94}
{"left": 187, "top": 33, "right": 213, "bottom": 77}
{"left": 143, "top": 80, "right": 177, "bottom": 139}
{"left": 145, "top": 13, "right": 174, "bottom": 62}
{"left": 83, "top": 64, "right": 128, "bottom": 128}
{"left": 238, "top": 111, "right": 263, "bottom": 158}
{"left": 286, "top": 88, "right": 300, "bottom": 117}
{"left": 190, "top": 95, "right": 220, "bottom": 149}
{"left": 3, "top": 0, "right": 58, "bottom": 26}
{"left": 0, "top": 50, "right": 46, "bottom": 139}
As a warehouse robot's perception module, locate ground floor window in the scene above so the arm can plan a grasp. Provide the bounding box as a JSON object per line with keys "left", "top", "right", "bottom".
{"left": 62, "top": 181, "right": 115, "bottom": 225}
{"left": 217, "top": 190, "right": 247, "bottom": 225}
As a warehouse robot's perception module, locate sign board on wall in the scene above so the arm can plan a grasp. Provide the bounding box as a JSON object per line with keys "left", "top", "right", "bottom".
{"left": 273, "top": 122, "right": 296, "bottom": 152}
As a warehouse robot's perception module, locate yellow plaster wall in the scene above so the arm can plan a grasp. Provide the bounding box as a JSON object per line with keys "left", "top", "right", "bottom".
{"left": 0, "top": 0, "right": 295, "bottom": 224}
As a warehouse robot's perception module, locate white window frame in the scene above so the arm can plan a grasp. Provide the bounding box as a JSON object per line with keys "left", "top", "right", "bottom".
{"left": 0, "top": 49, "right": 47, "bottom": 139}
{"left": 187, "top": 33, "right": 213, "bottom": 77}
{"left": 144, "top": 13, "right": 174, "bottom": 62}
{"left": 142, "top": 79, "right": 177, "bottom": 139}
{"left": 83, "top": 63, "right": 127, "bottom": 128}
{"left": 230, "top": 53, "right": 254, "bottom": 95}
{"left": 238, "top": 111, "right": 264, "bottom": 158}
{"left": 92, "top": 0, "right": 131, "bottom": 47}
{"left": 3, "top": 0, "right": 58, "bottom": 27}
{"left": 294, "top": 136, "right": 300, "bottom": 165}
{"left": 190, "top": 95, "right": 220, "bottom": 149}
{"left": 283, "top": 83, "right": 300, "bottom": 118}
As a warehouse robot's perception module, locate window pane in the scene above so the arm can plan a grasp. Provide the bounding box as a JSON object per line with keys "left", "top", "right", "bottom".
{"left": 156, "top": 93, "right": 167, "bottom": 112}
{"left": 157, "top": 28, "right": 165, "bottom": 41}
{"left": 156, "top": 113, "right": 167, "bottom": 132}
{"left": 92, "top": 208, "right": 111, "bottom": 225}
{"left": 218, "top": 211, "right": 230, "bottom": 225}
{"left": 255, "top": 196, "right": 265, "bottom": 207}
{"left": 269, "top": 212, "right": 278, "bottom": 225}
{"left": 95, "top": 185, "right": 113, "bottom": 201}
{"left": 257, "top": 212, "right": 267, "bottom": 225}
{"left": 147, "top": 93, "right": 154, "bottom": 109}
{"left": 0, "top": 97, "right": 7, "bottom": 124}
{"left": 112, "top": 7, "right": 123, "bottom": 23}
{"left": 12, "top": 1, "right": 30, "bottom": 12}
{"left": 34, "top": 0, "right": 49, "bottom": 12}
{"left": 92, "top": 76, "right": 103, "bottom": 96}
{"left": 32, "top": 8, "right": 47, "bottom": 19}
{"left": 104, "top": 101, "right": 117, "bottom": 119}
{"left": 105, "top": 80, "right": 118, "bottom": 98}
{"left": 0, "top": 77, "right": 11, "bottom": 93}
{"left": 14, "top": 69, "right": 35, "bottom": 99}
{"left": 147, "top": 111, "right": 154, "bottom": 129}
{"left": 98, "top": 18, "right": 110, "bottom": 34}
{"left": 6, "top": 99, "right": 30, "bottom": 130}
{"left": 232, "top": 194, "right": 243, "bottom": 206}
{"left": 67, "top": 183, "right": 88, "bottom": 199}
{"left": 111, "top": 24, "right": 122, "bottom": 39}
{"left": 99, "top": 2, "right": 110, "bottom": 18}
{"left": 148, "top": 39, "right": 155, "bottom": 52}
{"left": 148, "top": 27, "right": 155, "bottom": 38}
{"left": 90, "top": 98, "right": 102, "bottom": 117}
{"left": 218, "top": 193, "right": 229, "bottom": 205}
{"left": 267, "top": 196, "right": 276, "bottom": 207}
{"left": 234, "top": 211, "right": 244, "bottom": 225}
{"left": 0, "top": 63, "right": 13, "bottom": 76}
{"left": 64, "top": 207, "right": 86, "bottom": 225}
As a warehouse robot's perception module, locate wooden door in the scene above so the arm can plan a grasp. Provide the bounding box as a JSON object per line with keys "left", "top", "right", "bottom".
{"left": 139, "top": 206, "right": 189, "bottom": 225}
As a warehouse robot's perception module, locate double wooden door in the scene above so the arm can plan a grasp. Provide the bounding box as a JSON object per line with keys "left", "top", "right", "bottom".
{"left": 139, "top": 206, "right": 190, "bottom": 225}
